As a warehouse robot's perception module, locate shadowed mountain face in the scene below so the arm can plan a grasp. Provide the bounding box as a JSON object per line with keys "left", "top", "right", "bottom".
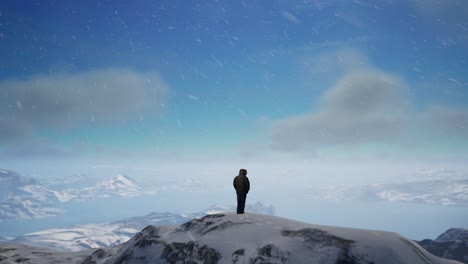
{"left": 417, "top": 228, "right": 468, "bottom": 264}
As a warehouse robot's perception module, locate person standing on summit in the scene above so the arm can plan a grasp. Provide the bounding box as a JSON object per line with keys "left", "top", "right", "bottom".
{"left": 233, "top": 168, "right": 250, "bottom": 214}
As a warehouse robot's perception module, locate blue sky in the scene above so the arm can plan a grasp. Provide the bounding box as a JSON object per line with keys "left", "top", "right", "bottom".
{"left": 1, "top": 0, "right": 468, "bottom": 167}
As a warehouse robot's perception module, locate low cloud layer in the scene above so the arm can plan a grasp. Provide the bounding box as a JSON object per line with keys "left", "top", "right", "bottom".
{"left": 0, "top": 68, "right": 168, "bottom": 142}
{"left": 270, "top": 68, "right": 468, "bottom": 152}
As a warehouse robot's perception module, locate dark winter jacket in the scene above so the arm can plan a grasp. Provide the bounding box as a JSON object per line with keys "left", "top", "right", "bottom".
{"left": 233, "top": 174, "right": 250, "bottom": 195}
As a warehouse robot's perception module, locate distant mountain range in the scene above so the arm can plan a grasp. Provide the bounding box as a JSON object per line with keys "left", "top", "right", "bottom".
{"left": 57, "top": 174, "right": 143, "bottom": 202}
{"left": 417, "top": 228, "right": 468, "bottom": 264}
{"left": 312, "top": 179, "right": 468, "bottom": 206}
{"left": 4, "top": 202, "right": 275, "bottom": 252}
{"left": 0, "top": 169, "right": 64, "bottom": 221}
{"left": 0, "top": 213, "right": 458, "bottom": 264}
{"left": 0, "top": 169, "right": 144, "bottom": 221}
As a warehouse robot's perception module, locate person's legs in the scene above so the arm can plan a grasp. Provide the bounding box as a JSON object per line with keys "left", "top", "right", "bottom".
{"left": 237, "top": 194, "right": 242, "bottom": 214}
{"left": 240, "top": 194, "right": 247, "bottom": 213}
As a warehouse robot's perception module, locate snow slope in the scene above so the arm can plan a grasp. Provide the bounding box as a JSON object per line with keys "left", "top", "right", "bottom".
{"left": 87, "top": 213, "right": 460, "bottom": 264}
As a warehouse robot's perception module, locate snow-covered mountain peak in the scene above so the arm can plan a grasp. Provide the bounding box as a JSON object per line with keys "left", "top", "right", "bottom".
{"left": 436, "top": 228, "right": 468, "bottom": 242}
{"left": 90, "top": 213, "right": 458, "bottom": 264}
{"left": 97, "top": 174, "right": 141, "bottom": 191}
{"left": 79, "top": 174, "right": 142, "bottom": 199}
{"left": 418, "top": 228, "right": 468, "bottom": 263}
{"left": 1, "top": 213, "right": 462, "bottom": 263}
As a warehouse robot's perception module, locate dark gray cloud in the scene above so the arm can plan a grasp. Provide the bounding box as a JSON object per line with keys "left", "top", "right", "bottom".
{"left": 0, "top": 68, "right": 168, "bottom": 141}
{"left": 0, "top": 141, "right": 69, "bottom": 158}
{"left": 270, "top": 70, "right": 409, "bottom": 150}
{"left": 322, "top": 70, "right": 408, "bottom": 113}
{"left": 269, "top": 68, "right": 468, "bottom": 152}
{"left": 423, "top": 105, "right": 468, "bottom": 138}
{"left": 410, "top": 0, "right": 468, "bottom": 18}
{"left": 0, "top": 119, "right": 31, "bottom": 142}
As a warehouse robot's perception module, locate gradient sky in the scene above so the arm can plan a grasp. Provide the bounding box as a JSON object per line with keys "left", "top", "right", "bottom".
{"left": 1, "top": 0, "right": 468, "bottom": 170}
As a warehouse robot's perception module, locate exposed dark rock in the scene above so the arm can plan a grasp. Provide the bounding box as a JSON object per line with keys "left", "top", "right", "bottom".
{"left": 31, "top": 252, "right": 54, "bottom": 256}
{"left": 14, "top": 257, "right": 30, "bottom": 262}
{"left": 203, "top": 220, "right": 249, "bottom": 235}
{"left": 141, "top": 225, "right": 159, "bottom": 234}
{"left": 249, "top": 244, "right": 290, "bottom": 264}
{"left": 232, "top": 249, "right": 245, "bottom": 264}
{"left": 80, "top": 248, "right": 112, "bottom": 264}
{"left": 282, "top": 228, "right": 373, "bottom": 264}
{"left": 282, "top": 228, "right": 354, "bottom": 247}
{"left": 176, "top": 214, "right": 250, "bottom": 235}
{"left": 134, "top": 234, "right": 162, "bottom": 248}
{"left": 0, "top": 248, "right": 15, "bottom": 253}
{"left": 161, "top": 241, "right": 221, "bottom": 264}
{"left": 177, "top": 214, "right": 226, "bottom": 233}
{"left": 107, "top": 221, "right": 221, "bottom": 264}
{"left": 233, "top": 249, "right": 244, "bottom": 256}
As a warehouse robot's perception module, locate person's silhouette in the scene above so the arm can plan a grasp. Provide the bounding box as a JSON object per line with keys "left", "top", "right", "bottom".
{"left": 233, "top": 169, "right": 250, "bottom": 214}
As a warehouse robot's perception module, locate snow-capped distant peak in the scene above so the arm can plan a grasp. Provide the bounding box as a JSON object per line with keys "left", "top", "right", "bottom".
{"left": 418, "top": 228, "right": 468, "bottom": 263}
{"left": 436, "top": 228, "right": 468, "bottom": 242}
{"left": 112, "top": 174, "right": 139, "bottom": 188}
{"left": 203, "top": 204, "right": 233, "bottom": 215}
{"left": 96, "top": 174, "right": 141, "bottom": 191}
{"left": 77, "top": 174, "right": 142, "bottom": 199}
